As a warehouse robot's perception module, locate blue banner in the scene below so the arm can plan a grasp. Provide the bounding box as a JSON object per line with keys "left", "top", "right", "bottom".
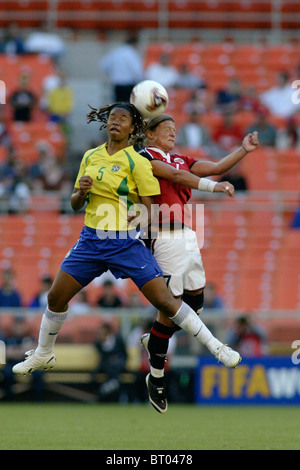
{"left": 195, "top": 356, "right": 300, "bottom": 405}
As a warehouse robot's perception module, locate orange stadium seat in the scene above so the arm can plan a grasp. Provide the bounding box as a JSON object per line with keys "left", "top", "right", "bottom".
{"left": 0, "top": 1, "right": 48, "bottom": 27}
{"left": 57, "top": 0, "right": 160, "bottom": 28}
{"left": 231, "top": 45, "right": 264, "bottom": 66}
{"left": 8, "top": 121, "right": 66, "bottom": 162}
{"left": 0, "top": 1, "right": 295, "bottom": 31}
{"left": 281, "top": 2, "right": 300, "bottom": 28}
{"left": 271, "top": 268, "right": 300, "bottom": 310}
{"left": 239, "top": 148, "right": 278, "bottom": 191}
{"left": 0, "top": 55, "right": 56, "bottom": 97}
{"left": 234, "top": 273, "right": 271, "bottom": 310}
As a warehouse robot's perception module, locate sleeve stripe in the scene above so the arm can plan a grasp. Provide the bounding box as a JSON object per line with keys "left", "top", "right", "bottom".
{"left": 139, "top": 148, "right": 155, "bottom": 161}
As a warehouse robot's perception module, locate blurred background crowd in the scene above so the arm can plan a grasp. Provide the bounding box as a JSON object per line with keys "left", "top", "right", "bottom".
{"left": 0, "top": 0, "right": 300, "bottom": 403}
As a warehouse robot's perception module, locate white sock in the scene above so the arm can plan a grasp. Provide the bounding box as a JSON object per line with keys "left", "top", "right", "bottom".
{"left": 171, "top": 302, "right": 222, "bottom": 354}
{"left": 35, "top": 307, "right": 68, "bottom": 356}
{"left": 150, "top": 366, "right": 164, "bottom": 379}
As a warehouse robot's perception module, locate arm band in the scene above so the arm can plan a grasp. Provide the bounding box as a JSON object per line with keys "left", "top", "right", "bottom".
{"left": 198, "top": 178, "right": 217, "bottom": 192}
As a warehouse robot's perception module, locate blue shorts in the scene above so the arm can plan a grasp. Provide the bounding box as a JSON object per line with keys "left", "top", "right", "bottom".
{"left": 60, "top": 226, "right": 163, "bottom": 289}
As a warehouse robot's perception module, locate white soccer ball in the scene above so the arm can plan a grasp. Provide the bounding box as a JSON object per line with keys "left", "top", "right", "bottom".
{"left": 130, "top": 80, "right": 169, "bottom": 118}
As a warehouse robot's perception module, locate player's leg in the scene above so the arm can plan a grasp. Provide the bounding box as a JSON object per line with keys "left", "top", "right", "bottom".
{"left": 142, "top": 276, "right": 241, "bottom": 385}
{"left": 140, "top": 276, "right": 241, "bottom": 414}
{"left": 12, "top": 270, "right": 83, "bottom": 375}
{"left": 35, "top": 269, "right": 83, "bottom": 356}
{"left": 141, "top": 290, "right": 205, "bottom": 393}
{"left": 182, "top": 288, "right": 204, "bottom": 314}
{"left": 141, "top": 233, "right": 205, "bottom": 392}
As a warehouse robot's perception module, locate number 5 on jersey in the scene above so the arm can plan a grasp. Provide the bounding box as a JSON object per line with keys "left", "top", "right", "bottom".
{"left": 96, "top": 166, "right": 106, "bottom": 181}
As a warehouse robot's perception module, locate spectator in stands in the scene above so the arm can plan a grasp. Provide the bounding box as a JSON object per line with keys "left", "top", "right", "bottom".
{"left": 183, "top": 85, "right": 214, "bottom": 115}
{"left": 46, "top": 69, "right": 74, "bottom": 125}
{"left": 215, "top": 77, "right": 242, "bottom": 113}
{"left": 93, "top": 322, "right": 128, "bottom": 402}
{"left": 28, "top": 144, "right": 49, "bottom": 181}
{"left": 291, "top": 208, "right": 300, "bottom": 228}
{"left": 225, "top": 315, "right": 268, "bottom": 357}
{"left": 175, "top": 64, "right": 205, "bottom": 90}
{"left": 24, "top": 23, "right": 65, "bottom": 62}
{"left": 69, "top": 289, "right": 90, "bottom": 315}
{"left": 0, "top": 23, "right": 26, "bottom": 55}
{"left": 127, "top": 291, "right": 144, "bottom": 308}
{"left": 29, "top": 275, "right": 53, "bottom": 309}
{"left": 212, "top": 109, "right": 243, "bottom": 153}
{"left": 246, "top": 108, "right": 277, "bottom": 147}
{"left": 97, "top": 280, "right": 123, "bottom": 309}
{"left": 203, "top": 283, "right": 224, "bottom": 310}
{"left": 40, "top": 67, "right": 68, "bottom": 111}
{"left": 0, "top": 317, "right": 44, "bottom": 400}
{"left": 0, "top": 153, "right": 31, "bottom": 214}
{"left": 239, "top": 85, "right": 261, "bottom": 113}
{"left": 290, "top": 195, "right": 300, "bottom": 228}
{"left": 31, "top": 152, "right": 72, "bottom": 193}
{"left": 0, "top": 268, "right": 22, "bottom": 307}
{"left": 0, "top": 109, "right": 11, "bottom": 147}
{"left": 177, "top": 110, "right": 220, "bottom": 156}
{"left": 260, "top": 70, "right": 300, "bottom": 118}
{"left": 277, "top": 117, "right": 299, "bottom": 149}
{"left": 220, "top": 164, "right": 248, "bottom": 191}
{"left": 9, "top": 73, "right": 37, "bottom": 122}
{"left": 100, "top": 34, "right": 144, "bottom": 102}
{"left": 145, "top": 53, "right": 179, "bottom": 89}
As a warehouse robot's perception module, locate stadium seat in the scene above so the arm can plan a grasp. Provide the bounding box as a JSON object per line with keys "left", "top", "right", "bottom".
{"left": 8, "top": 121, "right": 66, "bottom": 162}
{"left": 0, "top": 55, "right": 56, "bottom": 97}
{"left": 271, "top": 269, "right": 300, "bottom": 310}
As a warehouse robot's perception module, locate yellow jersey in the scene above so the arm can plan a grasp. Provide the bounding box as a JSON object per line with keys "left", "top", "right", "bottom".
{"left": 74, "top": 143, "right": 161, "bottom": 231}
{"left": 48, "top": 86, "right": 74, "bottom": 115}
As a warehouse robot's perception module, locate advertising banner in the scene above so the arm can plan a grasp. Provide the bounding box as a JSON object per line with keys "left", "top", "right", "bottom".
{"left": 195, "top": 356, "right": 300, "bottom": 405}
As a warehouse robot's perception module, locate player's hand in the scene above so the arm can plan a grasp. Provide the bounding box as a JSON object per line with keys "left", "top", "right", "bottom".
{"left": 242, "top": 131, "right": 259, "bottom": 153}
{"left": 214, "top": 181, "right": 235, "bottom": 197}
{"left": 79, "top": 175, "right": 93, "bottom": 196}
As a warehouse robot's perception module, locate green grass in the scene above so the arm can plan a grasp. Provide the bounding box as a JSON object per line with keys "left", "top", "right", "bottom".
{"left": 0, "top": 403, "right": 300, "bottom": 450}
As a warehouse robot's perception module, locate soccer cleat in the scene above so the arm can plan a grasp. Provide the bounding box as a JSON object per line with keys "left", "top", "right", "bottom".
{"left": 215, "top": 344, "right": 241, "bottom": 368}
{"left": 145, "top": 373, "right": 168, "bottom": 414}
{"left": 140, "top": 333, "right": 167, "bottom": 363}
{"left": 141, "top": 333, "right": 150, "bottom": 358}
{"left": 12, "top": 350, "right": 56, "bottom": 375}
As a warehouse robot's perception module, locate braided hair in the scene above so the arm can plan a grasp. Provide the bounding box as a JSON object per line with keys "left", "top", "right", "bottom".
{"left": 86, "top": 102, "right": 145, "bottom": 146}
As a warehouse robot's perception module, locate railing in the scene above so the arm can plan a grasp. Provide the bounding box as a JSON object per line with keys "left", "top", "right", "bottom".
{"left": 0, "top": 0, "right": 300, "bottom": 36}
{"left": 0, "top": 189, "right": 298, "bottom": 214}
{"left": 0, "top": 307, "right": 299, "bottom": 360}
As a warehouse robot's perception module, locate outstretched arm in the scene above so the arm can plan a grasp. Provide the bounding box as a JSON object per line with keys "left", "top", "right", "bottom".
{"left": 150, "top": 159, "right": 234, "bottom": 197}
{"left": 190, "top": 131, "right": 259, "bottom": 177}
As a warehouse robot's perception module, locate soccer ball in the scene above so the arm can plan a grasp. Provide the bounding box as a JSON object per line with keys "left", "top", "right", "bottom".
{"left": 130, "top": 80, "right": 169, "bottom": 118}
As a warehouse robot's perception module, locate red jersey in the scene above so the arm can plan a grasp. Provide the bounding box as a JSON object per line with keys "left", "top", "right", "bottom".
{"left": 139, "top": 147, "right": 197, "bottom": 227}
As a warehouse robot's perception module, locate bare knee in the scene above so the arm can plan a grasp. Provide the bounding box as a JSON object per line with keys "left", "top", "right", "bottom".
{"left": 141, "top": 277, "right": 181, "bottom": 316}
{"left": 47, "top": 289, "right": 68, "bottom": 313}
{"left": 47, "top": 269, "right": 82, "bottom": 312}
{"left": 154, "top": 294, "right": 180, "bottom": 317}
